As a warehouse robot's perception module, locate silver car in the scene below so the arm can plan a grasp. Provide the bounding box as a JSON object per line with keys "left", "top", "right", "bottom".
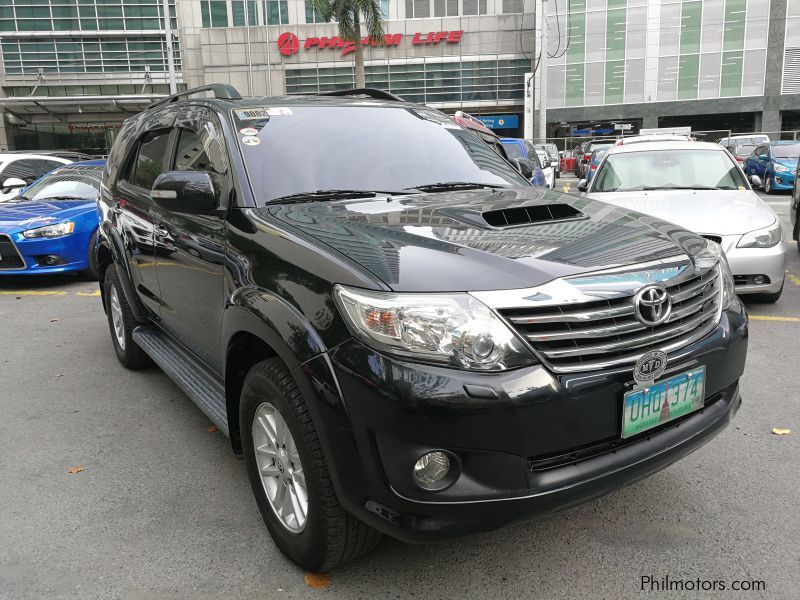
{"left": 581, "top": 140, "right": 787, "bottom": 302}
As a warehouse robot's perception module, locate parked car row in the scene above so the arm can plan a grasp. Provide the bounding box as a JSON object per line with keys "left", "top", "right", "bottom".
{"left": 578, "top": 135, "right": 788, "bottom": 302}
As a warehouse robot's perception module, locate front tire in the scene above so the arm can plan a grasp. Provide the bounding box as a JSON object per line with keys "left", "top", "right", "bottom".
{"left": 103, "top": 264, "right": 151, "bottom": 369}
{"left": 83, "top": 230, "right": 99, "bottom": 280}
{"left": 240, "top": 358, "right": 382, "bottom": 571}
{"left": 764, "top": 174, "right": 773, "bottom": 194}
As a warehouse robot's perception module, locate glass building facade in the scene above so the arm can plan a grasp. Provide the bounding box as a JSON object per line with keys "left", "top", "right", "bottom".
{"left": 545, "top": 0, "right": 771, "bottom": 109}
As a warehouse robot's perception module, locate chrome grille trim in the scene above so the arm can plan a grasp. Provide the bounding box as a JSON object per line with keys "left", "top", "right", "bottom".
{"left": 479, "top": 257, "right": 724, "bottom": 373}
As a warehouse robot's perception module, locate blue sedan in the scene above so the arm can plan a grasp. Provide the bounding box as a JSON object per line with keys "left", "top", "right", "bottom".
{"left": 744, "top": 141, "right": 800, "bottom": 194}
{"left": 0, "top": 160, "right": 104, "bottom": 277}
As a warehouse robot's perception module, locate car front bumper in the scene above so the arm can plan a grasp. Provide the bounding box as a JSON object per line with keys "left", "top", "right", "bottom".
{"left": 767, "top": 170, "right": 796, "bottom": 190}
{"left": 301, "top": 303, "right": 748, "bottom": 543}
{"left": 0, "top": 229, "right": 92, "bottom": 275}
{"left": 726, "top": 240, "right": 787, "bottom": 294}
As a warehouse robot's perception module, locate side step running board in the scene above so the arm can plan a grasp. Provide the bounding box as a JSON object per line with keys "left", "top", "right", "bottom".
{"left": 132, "top": 327, "right": 229, "bottom": 436}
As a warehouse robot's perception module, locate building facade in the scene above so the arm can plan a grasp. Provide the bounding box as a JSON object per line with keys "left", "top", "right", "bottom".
{"left": 0, "top": 0, "right": 535, "bottom": 153}
{"left": 535, "top": 0, "right": 800, "bottom": 136}
{"left": 0, "top": 0, "right": 183, "bottom": 153}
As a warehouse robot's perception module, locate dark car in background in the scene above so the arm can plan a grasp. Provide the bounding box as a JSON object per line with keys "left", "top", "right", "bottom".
{"left": 744, "top": 141, "right": 800, "bottom": 193}
{"left": 585, "top": 147, "right": 610, "bottom": 185}
{"left": 576, "top": 141, "right": 615, "bottom": 179}
{"left": 500, "top": 137, "right": 547, "bottom": 187}
{"left": 95, "top": 85, "right": 747, "bottom": 572}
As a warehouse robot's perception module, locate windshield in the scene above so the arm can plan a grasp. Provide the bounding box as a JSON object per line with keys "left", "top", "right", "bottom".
{"left": 592, "top": 149, "right": 747, "bottom": 192}
{"left": 771, "top": 144, "right": 800, "bottom": 159}
{"left": 19, "top": 166, "right": 102, "bottom": 202}
{"left": 500, "top": 141, "right": 524, "bottom": 158}
{"left": 236, "top": 105, "right": 528, "bottom": 203}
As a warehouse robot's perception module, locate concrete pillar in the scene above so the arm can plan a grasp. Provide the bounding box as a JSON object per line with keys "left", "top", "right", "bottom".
{"left": 760, "top": 109, "right": 782, "bottom": 133}
{"left": 643, "top": 113, "right": 659, "bottom": 129}
{"left": 0, "top": 116, "right": 10, "bottom": 151}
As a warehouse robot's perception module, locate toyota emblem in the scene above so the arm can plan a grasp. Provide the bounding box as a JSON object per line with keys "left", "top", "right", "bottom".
{"left": 633, "top": 284, "right": 672, "bottom": 326}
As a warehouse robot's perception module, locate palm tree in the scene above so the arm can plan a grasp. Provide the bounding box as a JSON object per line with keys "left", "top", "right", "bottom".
{"left": 312, "top": 0, "right": 386, "bottom": 88}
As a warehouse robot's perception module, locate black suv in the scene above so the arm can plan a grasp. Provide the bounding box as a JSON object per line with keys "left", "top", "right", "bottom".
{"left": 96, "top": 85, "right": 748, "bottom": 571}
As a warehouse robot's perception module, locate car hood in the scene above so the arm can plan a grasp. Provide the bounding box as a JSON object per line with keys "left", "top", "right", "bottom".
{"left": 587, "top": 189, "right": 777, "bottom": 236}
{"left": 265, "top": 187, "right": 707, "bottom": 292}
{"left": 0, "top": 199, "right": 96, "bottom": 234}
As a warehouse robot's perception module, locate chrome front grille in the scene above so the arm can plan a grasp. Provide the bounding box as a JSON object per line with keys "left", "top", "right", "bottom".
{"left": 498, "top": 265, "right": 722, "bottom": 373}
{"left": 0, "top": 234, "right": 25, "bottom": 270}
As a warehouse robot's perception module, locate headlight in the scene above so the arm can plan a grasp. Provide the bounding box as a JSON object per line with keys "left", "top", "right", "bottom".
{"left": 737, "top": 221, "right": 782, "bottom": 248}
{"left": 334, "top": 285, "right": 535, "bottom": 371}
{"left": 22, "top": 221, "right": 75, "bottom": 239}
{"left": 773, "top": 164, "right": 790, "bottom": 173}
{"left": 695, "top": 240, "right": 736, "bottom": 310}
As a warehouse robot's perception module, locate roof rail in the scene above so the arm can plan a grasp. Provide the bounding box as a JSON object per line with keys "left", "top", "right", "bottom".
{"left": 147, "top": 84, "right": 242, "bottom": 108}
{"left": 319, "top": 88, "right": 406, "bottom": 102}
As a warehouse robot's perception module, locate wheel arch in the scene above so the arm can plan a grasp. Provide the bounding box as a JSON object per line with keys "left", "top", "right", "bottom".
{"left": 222, "top": 288, "right": 328, "bottom": 454}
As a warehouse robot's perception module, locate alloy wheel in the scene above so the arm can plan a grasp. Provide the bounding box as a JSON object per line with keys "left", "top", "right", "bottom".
{"left": 109, "top": 286, "right": 126, "bottom": 350}
{"left": 252, "top": 402, "right": 308, "bottom": 533}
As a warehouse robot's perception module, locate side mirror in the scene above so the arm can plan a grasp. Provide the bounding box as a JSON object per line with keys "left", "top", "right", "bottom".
{"left": 2, "top": 177, "right": 27, "bottom": 193}
{"left": 512, "top": 158, "right": 533, "bottom": 180}
{"left": 151, "top": 171, "right": 217, "bottom": 214}
{"left": 577, "top": 179, "right": 588, "bottom": 192}
{"left": 759, "top": 154, "right": 768, "bottom": 161}
{"left": 543, "top": 160, "right": 552, "bottom": 169}
{"left": 749, "top": 175, "right": 763, "bottom": 188}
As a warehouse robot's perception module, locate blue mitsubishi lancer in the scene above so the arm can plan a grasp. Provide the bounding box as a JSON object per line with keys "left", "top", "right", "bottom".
{"left": 0, "top": 160, "right": 104, "bottom": 278}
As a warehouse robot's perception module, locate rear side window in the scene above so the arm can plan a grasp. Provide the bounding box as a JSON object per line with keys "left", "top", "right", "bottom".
{"left": 130, "top": 130, "right": 171, "bottom": 190}
{"left": 2, "top": 159, "right": 62, "bottom": 184}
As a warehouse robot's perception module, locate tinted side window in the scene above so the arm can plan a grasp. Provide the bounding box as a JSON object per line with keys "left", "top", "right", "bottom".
{"left": 131, "top": 130, "right": 171, "bottom": 190}
{"left": 2, "top": 159, "right": 62, "bottom": 184}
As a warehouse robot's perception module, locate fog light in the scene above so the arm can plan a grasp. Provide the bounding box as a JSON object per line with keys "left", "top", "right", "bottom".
{"left": 753, "top": 275, "right": 766, "bottom": 285}
{"left": 413, "top": 451, "right": 450, "bottom": 485}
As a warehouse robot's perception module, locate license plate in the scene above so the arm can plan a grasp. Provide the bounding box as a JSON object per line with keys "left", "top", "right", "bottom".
{"left": 621, "top": 366, "right": 706, "bottom": 439}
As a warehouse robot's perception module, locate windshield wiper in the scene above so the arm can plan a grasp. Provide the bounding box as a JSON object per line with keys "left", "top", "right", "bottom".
{"left": 609, "top": 185, "right": 727, "bottom": 192}
{"left": 37, "top": 195, "right": 94, "bottom": 202}
{"left": 406, "top": 182, "right": 506, "bottom": 193}
{"left": 269, "top": 189, "right": 408, "bottom": 204}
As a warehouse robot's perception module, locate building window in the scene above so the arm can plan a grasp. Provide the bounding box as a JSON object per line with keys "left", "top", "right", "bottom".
{"left": 305, "top": 0, "right": 327, "bottom": 23}
{"left": 0, "top": 0, "right": 175, "bottom": 33}
{"left": 286, "top": 58, "right": 529, "bottom": 104}
{"left": 406, "top": 0, "right": 429, "bottom": 19}
{"left": 381, "top": 0, "right": 390, "bottom": 19}
{"left": 265, "top": 0, "right": 289, "bottom": 25}
{"left": 232, "top": 0, "right": 258, "bottom": 26}
{"left": 462, "top": 0, "right": 487, "bottom": 16}
{"left": 434, "top": 0, "right": 457, "bottom": 17}
{"left": 201, "top": 0, "right": 229, "bottom": 28}
{"left": 502, "top": 0, "right": 523, "bottom": 14}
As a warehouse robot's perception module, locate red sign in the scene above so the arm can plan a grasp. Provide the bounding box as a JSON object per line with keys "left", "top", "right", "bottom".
{"left": 278, "top": 30, "right": 464, "bottom": 57}
{"left": 277, "top": 32, "right": 300, "bottom": 56}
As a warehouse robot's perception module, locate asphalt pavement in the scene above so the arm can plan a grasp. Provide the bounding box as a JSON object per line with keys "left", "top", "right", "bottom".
{"left": 1, "top": 189, "right": 798, "bottom": 599}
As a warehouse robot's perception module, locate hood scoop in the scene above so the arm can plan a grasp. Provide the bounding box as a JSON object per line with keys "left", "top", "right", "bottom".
{"left": 481, "top": 203, "right": 584, "bottom": 228}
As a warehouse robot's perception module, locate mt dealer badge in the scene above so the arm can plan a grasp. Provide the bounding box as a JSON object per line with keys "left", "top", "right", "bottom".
{"left": 633, "top": 350, "right": 668, "bottom": 385}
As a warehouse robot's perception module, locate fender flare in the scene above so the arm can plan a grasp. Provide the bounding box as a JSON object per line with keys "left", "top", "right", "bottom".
{"left": 99, "top": 222, "right": 148, "bottom": 322}
{"left": 222, "top": 287, "right": 327, "bottom": 370}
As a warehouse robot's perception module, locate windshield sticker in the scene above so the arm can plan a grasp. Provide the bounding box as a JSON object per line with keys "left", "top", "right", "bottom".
{"left": 241, "top": 136, "right": 261, "bottom": 146}
{"left": 239, "top": 127, "right": 260, "bottom": 136}
{"left": 234, "top": 107, "right": 293, "bottom": 121}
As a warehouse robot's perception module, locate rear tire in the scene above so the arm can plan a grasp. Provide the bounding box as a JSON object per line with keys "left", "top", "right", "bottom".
{"left": 240, "top": 358, "right": 382, "bottom": 571}
{"left": 103, "top": 264, "right": 151, "bottom": 369}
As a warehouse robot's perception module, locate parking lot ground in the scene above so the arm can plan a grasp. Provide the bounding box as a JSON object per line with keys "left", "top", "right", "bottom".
{"left": 1, "top": 199, "right": 799, "bottom": 599}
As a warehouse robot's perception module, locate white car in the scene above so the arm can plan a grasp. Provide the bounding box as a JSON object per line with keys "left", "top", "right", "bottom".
{"left": 581, "top": 140, "right": 787, "bottom": 302}
{"left": 0, "top": 153, "right": 72, "bottom": 202}
{"left": 535, "top": 149, "right": 555, "bottom": 188}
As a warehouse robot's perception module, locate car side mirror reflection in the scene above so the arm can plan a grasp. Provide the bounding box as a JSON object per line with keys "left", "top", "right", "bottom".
{"left": 2, "top": 177, "right": 27, "bottom": 193}
{"left": 512, "top": 158, "right": 533, "bottom": 180}
{"left": 577, "top": 179, "right": 588, "bottom": 192}
{"left": 151, "top": 171, "right": 217, "bottom": 215}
